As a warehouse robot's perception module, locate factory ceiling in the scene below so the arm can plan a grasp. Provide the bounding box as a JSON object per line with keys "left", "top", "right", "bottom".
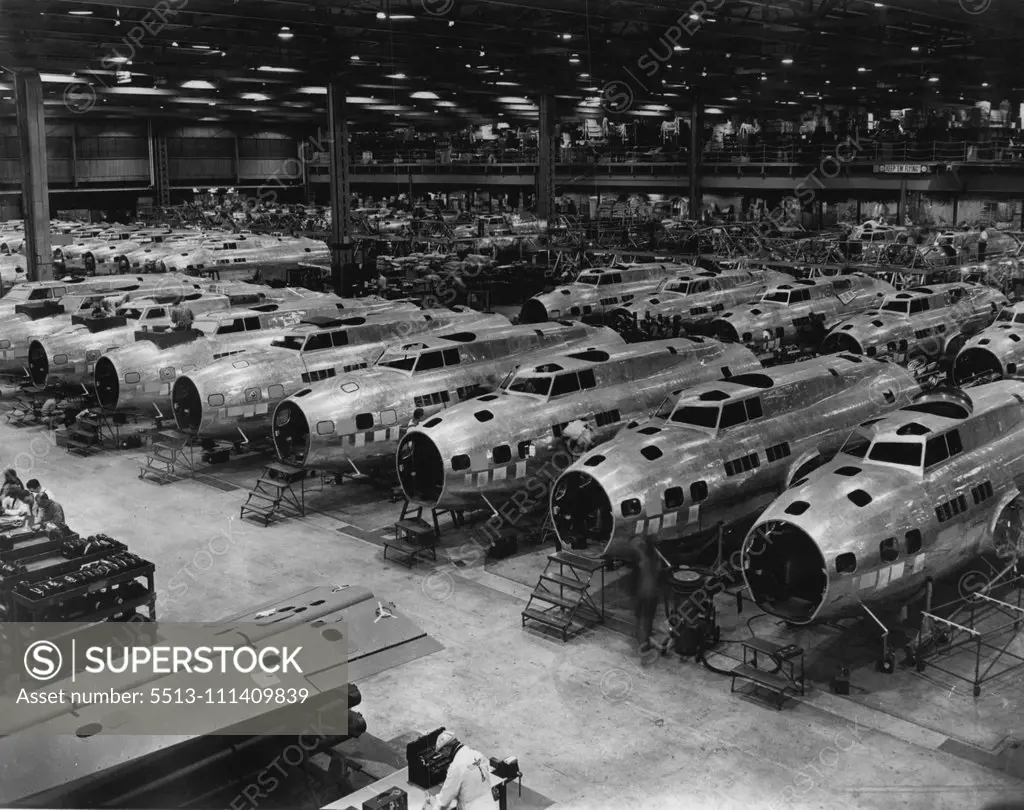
{"left": 0, "top": 0, "right": 1020, "bottom": 129}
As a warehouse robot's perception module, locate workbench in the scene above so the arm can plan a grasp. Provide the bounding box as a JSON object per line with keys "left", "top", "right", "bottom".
{"left": 322, "top": 764, "right": 517, "bottom": 810}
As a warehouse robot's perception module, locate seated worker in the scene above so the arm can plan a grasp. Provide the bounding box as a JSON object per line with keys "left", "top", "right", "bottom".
{"left": 26, "top": 479, "right": 53, "bottom": 522}
{"left": 2, "top": 488, "right": 32, "bottom": 523}
{"left": 0, "top": 468, "right": 24, "bottom": 501}
{"left": 32, "top": 492, "right": 68, "bottom": 533}
{"left": 423, "top": 730, "right": 497, "bottom": 810}
{"left": 170, "top": 304, "right": 195, "bottom": 331}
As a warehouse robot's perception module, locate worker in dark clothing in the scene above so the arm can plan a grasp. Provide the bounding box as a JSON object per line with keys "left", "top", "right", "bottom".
{"left": 33, "top": 492, "right": 68, "bottom": 533}
{"left": 171, "top": 304, "right": 195, "bottom": 330}
{"left": 607, "top": 536, "right": 664, "bottom": 651}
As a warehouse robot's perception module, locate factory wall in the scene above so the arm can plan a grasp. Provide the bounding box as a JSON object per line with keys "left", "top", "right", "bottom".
{"left": 0, "top": 121, "right": 148, "bottom": 186}
{"left": 165, "top": 126, "right": 301, "bottom": 187}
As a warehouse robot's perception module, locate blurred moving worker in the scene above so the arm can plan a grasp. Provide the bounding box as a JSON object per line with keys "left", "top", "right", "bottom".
{"left": 171, "top": 304, "right": 195, "bottom": 330}
{"left": 423, "top": 730, "right": 498, "bottom": 810}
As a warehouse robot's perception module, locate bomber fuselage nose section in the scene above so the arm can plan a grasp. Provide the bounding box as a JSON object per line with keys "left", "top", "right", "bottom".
{"left": 172, "top": 376, "right": 203, "bottom": 433}
{"left": 94, "top": 357, "right": 119, "bottom": 408}
{"left": 551, "top": 470, "right": 614, "bottom": 552}
{"left": 742, "top": 519, "right": 828, "bottom": 624}
{"left": 272, "top": 401, "right": 310, "bottom": 465}
{"left": 397, "top": 433, "right": 445, "bottom": 504}
{"left": 27, "top": 340, "right": 48, "bottom": 387}
{"left": 519, "top": 299, "right": 548, "bottom": 324}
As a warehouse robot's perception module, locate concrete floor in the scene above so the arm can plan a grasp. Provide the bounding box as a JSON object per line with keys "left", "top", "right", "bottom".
{"left": 5, "top": 417, "right": 1024, "bottom": 810}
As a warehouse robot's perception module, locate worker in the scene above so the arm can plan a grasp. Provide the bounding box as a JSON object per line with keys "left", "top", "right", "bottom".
{"left": 171, "top": 304, "right": 195, "bottom": 331}
{"left": 2, "top": 488, "right": 32, "bottom": 523}
{"left": 611, "top": 535, "right": 664, "bottom": 652}
{"left": 979, "top": 224, "right": 989, "bottom": 262}
{"left": 423, "top": 730, "right": 497, "bottom": 810}
{"left": 25, "top": 479, "right": 53, "bottom": 518}
{"left": 377, "top": 270, "right": 388, "bottom": 296}
{"left": 1, "top": 468, "right": 24, "bottom": 501}
{"left": 32, "top": 491, "right": 68, "bottom": 533}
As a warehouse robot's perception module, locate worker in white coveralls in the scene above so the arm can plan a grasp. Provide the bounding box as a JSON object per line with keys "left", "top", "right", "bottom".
{"left": 423, "top": 730, "right": 498, "bottom": 810}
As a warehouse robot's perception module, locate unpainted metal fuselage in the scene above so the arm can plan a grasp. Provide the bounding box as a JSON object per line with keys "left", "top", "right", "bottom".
{"left": 708, "top": 274, "right": 896, "bottom": 354}
{"left": 93, "top": 296, "right": 403, "bottom": 416}
{"left": 549, "top": 354, "right": 921, "bottom": 556}
{"left": 397, "top": 337, "right": 762, "bottom": 511}
{"left": 272, "top": 322, "right": 626, "bottom": 473}
{"left": 742, "top": 383, "right": 1024, "bottom": 624}
{"left": 519, "top": 263, "right": 683, "bottom": 323}
{"left": 822, "top": 282, "right": 1006, "bottom": 361}
{"left": 610, "top": 269, "right": 795, "bottom": 327}
{"left": 952, "top": 302, "right": 1024, "bottom": 384}
{"left": 170, "top": 309, "right": 509, "bottom": 441}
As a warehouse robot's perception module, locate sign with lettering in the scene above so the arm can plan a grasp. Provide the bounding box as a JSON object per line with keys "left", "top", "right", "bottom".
{"left": 874, "top": 164, "right": 932, "bottom": 174}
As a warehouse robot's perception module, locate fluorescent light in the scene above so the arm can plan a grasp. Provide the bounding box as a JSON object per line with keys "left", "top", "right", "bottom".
{"left": 506, "top": 104, "right": 538, "bottom": 111}
{"left": 579, "top": 73, "right": 589, "bottom": 78}
{"left": 107, "top": 56, "right": 130, "bottom": 65}
{"left": 175, "top": 97, "right": 221, "bottom": 104}
{"left": 278, "top": 26, "right": 293, "bottom": 40}
{"left": 241, "top": 92, "right": 270, "bottom": 101}
{"left": 928, "top": 76, "right": 939, "bottom": 82}
{"left": 385, "top": 73, "right": 407, "bottom": 79}
{"left": 723, "top": 96, "right": 738, "bottom": 101}
{"left": 351, "top": 55, "right": 360, "bottom": 61}
{"left": 347, "top": 96, "right": 379, "bottom": 104}
{"left": 193, "top": 44, "right": 211, "bottom": 50}
{"left": 366, "top": 105, "right": 409, "bottom": 111}
{"left": 105, "top": 87, "right": 175, "bottom": 96}
{"left": 258, "top": 66, "right": 301, "bottom": 73}
{"left": 69, "top": 9, "right": 93, "bottom": 15}
{"left": 569, "top": 57, "right": 580, "bottom": 64}
{"left": 911, "top": 46, "right": 920, "bottom": 52}
{"left": 705, "top": 107, "right": 724, "bottom": 114}
{"left": 376, "top": 12, "right": 413, "bottom": 19}
{"left": 497, "top": 96, "right": 530, "bottom": 103}
{"left": 674, "top": 45, "right": 688, "bottom": 51}
{"left": 40, "top": 73, "right": 79, "bottom": 83}
{"left": 781, "top": 58, "right": 793, "bottom": 64}
{"left": 411, "top": 91, "right": 439, "bottom": 99}
{"left": 561, "top": 33, "right": 572, "bottom": 40}
{"left": 298, "top": 86, "right": 327, "bottom": 94}
{"left": 983, "top": 82, "right": 989, "bottom": 87}
{"left": 435, "top": 101, "right": 457, "bottom": 107}
{"left": 182, "top": 80, "right": 216, "bottom": 89}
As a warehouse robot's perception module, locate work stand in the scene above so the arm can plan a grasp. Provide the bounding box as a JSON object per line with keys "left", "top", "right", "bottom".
{"left": 240, "top": 462, "right": 319, "bottom": 526}
{"left": 906, "top": 571, "right": 1024, "bottom": 697}
{"left": 382, "top": 500, "right": 461, "bottom": 568}
{"left": 66, "top": 408, "right": 122, "bottom": 455}
{"left": 730, "top": 638, "right": 806, "bottom": 709}
{"left": 139, "top": 429, "right": 197, "bottom": 484}
{"left": 521, "top": 551, "right": 606, "bottom": 642}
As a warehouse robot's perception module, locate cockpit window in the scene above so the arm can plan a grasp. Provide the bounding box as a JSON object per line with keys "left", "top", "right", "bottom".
{"left": 882, "top": 300, "right": 911, "bottom": 314}
{"left": 997, "top": 310, "right": 1013, "bottom": 322}
{"left": 1016, "top": 314, "right": 1024, "bottom": 325}
{"left": 600, "top": 273, "right": 622, "bottom": 285}
{"left": 145, "top": 308, "right": 166, "bottom": 319}
{"left": 841, "top": 431, "right": 871, "bottom": 458}
{"left": 382, "top": 355, "right": 417, "bottom": 371}
{"left": 272, "top": 336, "right": 305, "bottom": 350}
{"left": 304, "top": 333, "right": 333, "bottom": 352}
{"left": 578, "top": 274, "right": 600, "bottom": 285}
{"left": 763, "top": 291, "right": 789, "bottom": 304}
{"left": 670, "top": 405, "right": 720, "bottom": 428}
{"left": 415, "top": 351, "right": 445, "bottom": 372}
{"left": 506, "top": 376, "right": 552, "bottom": 396}
{"left": 868, "top": 441, "right": 923, "bottom": 467}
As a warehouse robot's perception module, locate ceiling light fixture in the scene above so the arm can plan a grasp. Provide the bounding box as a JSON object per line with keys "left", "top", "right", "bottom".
{"left": 911, "top": 45, "right": 919, "bottom": 52}
{"left": 69, "top": 9, "right": 93, "bottom": 15}
{"left": 278, "top": 26, "right": 293, "bottom": 40}
{"left": 182, "top": 80, "right": 216, "bottom": 89}
{"left": 385, "top": 73, "right": 407, "bottom": 79}
{"left": 411, "top": 91, "right": 439, "bottom": 99}
{"left": 857, "top": 67, "right": 867, "bottom": 72}
{"left": 928, "top": 76, "right": 939, "bottom": 82}
{"left": 258, "top": 66, "right": 301, "bottom": 73}
{"left": 781, "top": 57, "right": 793, "bottom": 64}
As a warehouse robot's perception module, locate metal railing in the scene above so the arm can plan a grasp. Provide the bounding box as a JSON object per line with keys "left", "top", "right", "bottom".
{"left": 304, "top": 140, "right": 1024, "bottom": 170}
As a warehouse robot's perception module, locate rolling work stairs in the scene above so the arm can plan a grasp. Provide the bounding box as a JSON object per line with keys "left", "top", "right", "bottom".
{"left": 239, "top": 462, "right": 311, "bottom": 526}
{"left": 139, "top": 429, "right": 196, "bottom": 484}
{"left": 522, "top": 551, "right": 606, "bottom": 642}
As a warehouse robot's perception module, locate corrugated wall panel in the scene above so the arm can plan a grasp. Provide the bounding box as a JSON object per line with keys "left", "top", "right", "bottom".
{"left": 170, "top": 158, "right": 234, "bottom": 180}
{"left": 0, "top": 160, "right": 20, "bottom": 182}
{"left": 238, "top": 158, "right": 302, "bottom": 181}
{"left": 76, "top": 158, "right": 148, "bottom": 182}
{"left": 48, "top": 160, "right": 73, "bottom": 183}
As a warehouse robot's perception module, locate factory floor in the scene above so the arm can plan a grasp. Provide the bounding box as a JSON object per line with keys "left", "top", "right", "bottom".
{"left": 8, "top": 421, "right": 1024, "bottom": 810}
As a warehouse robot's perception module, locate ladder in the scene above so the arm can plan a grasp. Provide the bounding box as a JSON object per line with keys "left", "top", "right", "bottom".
{"left": 66, "top": 409, "right": 116, "bottom": 456}
{"left": 240, "top": 462, "right": 308, "bottom": 526}
{"left": 521, "top": 551, "right": 606, "bottom": 642}
{"left": 154, "top": 133, "right": 170, "bottom": 208}
{"left": 139, "top": 429, "right": 196, "bottom": 484}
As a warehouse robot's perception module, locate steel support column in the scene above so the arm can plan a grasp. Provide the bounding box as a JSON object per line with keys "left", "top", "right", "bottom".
{"left": 537, "top": 93, "right": 556, "bottom": 219}
{"left": 327, "top": 77, "right": 353, "bottom": 296}
{"left": 14, "top": 70, "right": 52, "bottom": 281}
{"left": 689, "top": 96, "right": 702, "bottom": 221}
{"left": 898, "top": 177, "right": 907, "bottom": 224}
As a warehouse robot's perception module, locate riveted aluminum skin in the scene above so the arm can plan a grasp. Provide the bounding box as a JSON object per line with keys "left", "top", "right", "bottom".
{"left": 398, "top": 337, "right": 762, "bottom": 510}
{"left": 742, "top": 381, "right": 1024, "bottom": 624}
{"left": 549, "top": 354, "right": 920, "bottom": 557}
{"left": 273, "top": 322, "right": 626, "bottom": 474}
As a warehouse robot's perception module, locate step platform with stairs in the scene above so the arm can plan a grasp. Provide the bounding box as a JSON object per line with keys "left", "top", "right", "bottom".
{"left": 381, "top": 501, "right": 460, "bottom": 568}
{"left": 139, "top": 429, "right": 197, "bottom": 484}
{"left": 730, "top": 637, "right": 805, "bottom": 709}
{"left": 522, "top": 551, "right": 607, "bottom": 642}
{"left": 240, "top": 462, "right": 318, "bottom": 526}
